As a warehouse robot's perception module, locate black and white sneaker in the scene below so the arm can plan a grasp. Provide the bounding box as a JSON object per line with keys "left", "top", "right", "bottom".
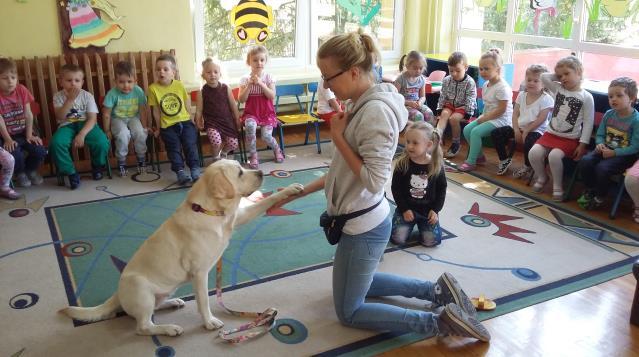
{"left": 137, "top": 161, "right": 146, "bottom": 174}
{"left": 438, "top": 303, "right": 491, "bottom": 342}
{"left": 118, "top": 164, "right": 128, "bottom": 177}
{"left": 445, "top": 142, "right": 461, "bottom": 158}
{"left": 496, "top": 157, "right": 512, "bottom": 175}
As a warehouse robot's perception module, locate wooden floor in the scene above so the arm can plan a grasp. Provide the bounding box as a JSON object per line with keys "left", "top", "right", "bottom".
{"left": 281, "top": 124, "right": 639, "bottom": 356}
{"left": 384, "top": 138, "right": 639, "bottom": 356}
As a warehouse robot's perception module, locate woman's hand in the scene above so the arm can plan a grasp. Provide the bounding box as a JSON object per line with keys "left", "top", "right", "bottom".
{"left": 329, "top": 110, "right": 348, "bottom": 140}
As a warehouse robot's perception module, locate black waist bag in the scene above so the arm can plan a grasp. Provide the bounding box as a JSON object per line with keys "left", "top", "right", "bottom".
{"left": 319, "top": 198, "right": 384, "bottom": 245}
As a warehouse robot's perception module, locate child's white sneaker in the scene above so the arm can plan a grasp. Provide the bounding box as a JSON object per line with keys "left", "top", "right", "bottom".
{"left": 15, "top": 172, "right": 31, "bottom": 187}
{"left": 27, "top": 171, "right": 43, "bottom": 185}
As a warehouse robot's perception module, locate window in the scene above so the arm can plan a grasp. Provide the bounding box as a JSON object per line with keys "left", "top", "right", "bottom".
{"left": 193, "top": 0, "right": 404, "bottom": 78}
{"left": 454, "top": 0, "right": 639, "bottom": 84}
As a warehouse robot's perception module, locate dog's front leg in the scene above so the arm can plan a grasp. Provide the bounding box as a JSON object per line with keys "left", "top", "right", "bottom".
{"left": 235, "top": 183, "right": 304, "bottom": 226}
{"left": 193, "top": 271, "right": 224, "bottom": 330}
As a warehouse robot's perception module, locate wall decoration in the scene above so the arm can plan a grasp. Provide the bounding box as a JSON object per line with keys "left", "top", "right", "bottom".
{"left": 229, "top": 0, "right": 274, "bottom": 44}
{"left": 57, "top": 0, "right": 124, "bottom": 53}
{"left": 530, "top": 0, "right": 557, "bottom": 33}
{"left": 337, "top": 0, "right": 381, "bottom": 26}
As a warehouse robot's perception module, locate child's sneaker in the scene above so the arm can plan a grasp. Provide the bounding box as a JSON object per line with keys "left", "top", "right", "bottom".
{"left": 496, "top": 157, "right": 512, "bottom": 175}
{"left": 248, "top": 153, "right": 259, "bottom": 169}
{"left": 274, "top": 147, "right": 284, "bottom": 163}
{"left": 15, "top": 172, "right": 31, "bottom": 187}
{"left": 176, "top": 169, "right": 191, "bottom": 185}
{"left": 190, "top": 167, "right": 202, "bottom": 182}
{"left": 0, "top": 186, "right": 21, "bottom": 200}
{"left": 118, "top": 162, "right": 128, "bottom": 177}
{"left": 444, "top": 142, "right": 460, "bottom": 158}
{"left": 68, "top": 173, "right": 81, "bottom": 190}
{"left": 512, "top": 165, "right": 532, "bottom": 179}
{"left": 27, "top": 171, "right": 43, "bottom": 185}
{"left": 137, "top": 160, "right": 146, "bottom": 174}
{"left": 92, "top": 166, "right": 103, "bottom": 181}
{"left": 458, "top": 162, "right": 476, "bottom": 172}
{"left": 577, "top": 190, "right": 594, "bottom": 209}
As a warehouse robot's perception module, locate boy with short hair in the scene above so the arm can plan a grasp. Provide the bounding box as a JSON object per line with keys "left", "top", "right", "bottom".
{"left": 0, "top": 58, "right": 47, "bottom": 187}
{"left": 51, "top": 64, "right": 110, "bottom": 189}
{"left": 103, "top": 61, "right": 148, "bottom": 176}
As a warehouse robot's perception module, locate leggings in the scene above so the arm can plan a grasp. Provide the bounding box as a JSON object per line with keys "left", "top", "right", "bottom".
{"left": 206, "top": 127, "right": 238, "bottom": 155}
{"left": 244, "top": 118, "right": 279, "bottom": 154}
{"left": 0, "top": 147, "right": 15, "bottom": 188}
{"left": 462, "top": 120, "right": 497, "bottom": 164}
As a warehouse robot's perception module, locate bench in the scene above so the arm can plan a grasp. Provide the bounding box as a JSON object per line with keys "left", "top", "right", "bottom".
{"left": 12, "top": 49, "right": 177, "bottom": 175}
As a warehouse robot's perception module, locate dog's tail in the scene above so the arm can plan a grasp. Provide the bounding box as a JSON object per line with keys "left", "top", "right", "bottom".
{"left": 58, "top": 294, "right": 121, "bottom": 322}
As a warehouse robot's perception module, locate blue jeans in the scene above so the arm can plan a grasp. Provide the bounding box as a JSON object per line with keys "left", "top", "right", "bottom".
{"left": 391, "top": 209, "right": 442, "bottom": 246}
{"left": 0, "top": 135, "right": 47, "bottom": 174}
{"left": 332, "top": 216, "right": 439, "bottom": 335}
{"left": 578, "top": 151, "right": 637, "bottom": 197}
{"left": 160, "top": 120, "right": 199, "bottom": 173}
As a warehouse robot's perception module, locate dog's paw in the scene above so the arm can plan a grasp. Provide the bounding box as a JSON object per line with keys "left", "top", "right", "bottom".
{"left": 163, "top": 324, "right": 184, "bottom": 337}
{"left": 283, "top": 183, "right": 304, "bottom": 196}
{"left": 204, "top": 317, "right": 224, "bottom": 330}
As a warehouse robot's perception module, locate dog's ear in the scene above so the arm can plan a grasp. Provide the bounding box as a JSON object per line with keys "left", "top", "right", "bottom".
{"left": 210, "top": 171, "right": 236, "bottom": 199}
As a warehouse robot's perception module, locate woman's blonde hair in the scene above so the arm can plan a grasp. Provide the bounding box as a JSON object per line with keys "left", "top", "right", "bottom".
{"left": 246, "top": 45, "right": 268, "bottom": 65}
{"left": 317, "top": 28, "right": 381, "bottom": 82}
{"left": 480, "top": 47, "right": 503, "bottom": 70}
{"left": 393, "top": 121, "right": 442, "bottom": 177}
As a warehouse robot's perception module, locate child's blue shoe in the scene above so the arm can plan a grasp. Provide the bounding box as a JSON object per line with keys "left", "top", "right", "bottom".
{"left": 176, "top": 169, "right": 191, "bottom": 185}
{"left": 68, "top": 173, "right": 81, "bottom": 190}
{"left": 190, "top": 167, "right": 202, "bottom": 182}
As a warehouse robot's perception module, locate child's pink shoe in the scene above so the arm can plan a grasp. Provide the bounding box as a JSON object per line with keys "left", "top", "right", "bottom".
{"left": 274, "top": 148, "right": 284, "bottom": 163}
{"left": 0, "top": 187, "right": 21, "bottom": 200}
{"left": 476, "top": 155, "right": 486, "bottom": 165}
{"left": 248, "top": 153, "right": 259, "bottom": 169}
{"left": 458, "top": 162, "right": 476, "bottom": 172}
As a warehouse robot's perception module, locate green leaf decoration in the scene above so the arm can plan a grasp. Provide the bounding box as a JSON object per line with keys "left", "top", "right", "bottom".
{"left": 514, "top": 12, "right": 530, "bottom": 33}
{"left": 561, "top": 15, "right": 573, "bottom": 39}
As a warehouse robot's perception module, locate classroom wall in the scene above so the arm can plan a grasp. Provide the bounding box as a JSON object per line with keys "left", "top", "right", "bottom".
{"left": 0, "top": 0, "right": 197, "bottom": 84}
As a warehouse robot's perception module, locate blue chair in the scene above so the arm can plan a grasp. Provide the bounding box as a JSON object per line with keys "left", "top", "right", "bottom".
{"left": 275, "top": 83, "right": 322, "bottom": 155}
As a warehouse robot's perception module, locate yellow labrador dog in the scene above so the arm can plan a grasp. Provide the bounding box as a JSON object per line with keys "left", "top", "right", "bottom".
{"left": 60, "top": 159, "right": 303, "bottom": 336}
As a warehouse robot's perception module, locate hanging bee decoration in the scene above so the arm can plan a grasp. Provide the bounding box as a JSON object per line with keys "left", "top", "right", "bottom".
{"left": 229, "top": 0, "right": 274, "bottom": 44}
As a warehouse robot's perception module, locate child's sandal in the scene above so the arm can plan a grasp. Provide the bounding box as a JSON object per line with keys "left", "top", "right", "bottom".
{"left": 531, "top": 178, "right": 547, "bottom": 193}
{"left": 0, "top": 187, "right": 21, "bottom": 200}
{"left": 552, "top": 189, "right": 564, "bottom": 202}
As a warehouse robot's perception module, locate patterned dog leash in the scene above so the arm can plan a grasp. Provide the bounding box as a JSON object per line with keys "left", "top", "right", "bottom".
{"left": 215, "top": 260, "right": 278, "bottom": 343}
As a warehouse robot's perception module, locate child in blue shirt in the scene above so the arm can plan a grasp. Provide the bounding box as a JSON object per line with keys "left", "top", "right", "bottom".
{"left": 102, "top": 61, "right": 148, "bottom": 176}
{"left": 577, "top": 77, "right": 639, "bottom": 209}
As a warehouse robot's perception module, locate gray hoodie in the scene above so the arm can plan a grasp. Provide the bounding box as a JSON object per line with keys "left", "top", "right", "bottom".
{"left": 325, "top": 83, "right": 408, "bottom": 235}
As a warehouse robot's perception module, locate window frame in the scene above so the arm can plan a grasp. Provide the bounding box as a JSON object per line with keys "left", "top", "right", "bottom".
{"left": 192, "top": 0, "right": 404, "bottom": 80}
{"left": 453, "top": 0, "right": 639, "bottom": 66}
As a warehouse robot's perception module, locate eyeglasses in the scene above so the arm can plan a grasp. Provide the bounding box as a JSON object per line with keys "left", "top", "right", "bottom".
{"left": 321, "top": 69, "right": 347, "bottom": 83}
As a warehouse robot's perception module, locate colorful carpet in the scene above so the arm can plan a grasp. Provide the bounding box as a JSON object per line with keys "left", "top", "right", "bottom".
{"left": 3, "top": 158, "right": 638, "bottom": 356}
{"left": 5, "top": 151, "right": 639, "bottom": 356}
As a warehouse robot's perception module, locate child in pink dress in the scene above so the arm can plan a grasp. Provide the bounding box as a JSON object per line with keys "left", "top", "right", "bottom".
{"left": 238, "top": 45, "right": 283, "bottom": 169}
